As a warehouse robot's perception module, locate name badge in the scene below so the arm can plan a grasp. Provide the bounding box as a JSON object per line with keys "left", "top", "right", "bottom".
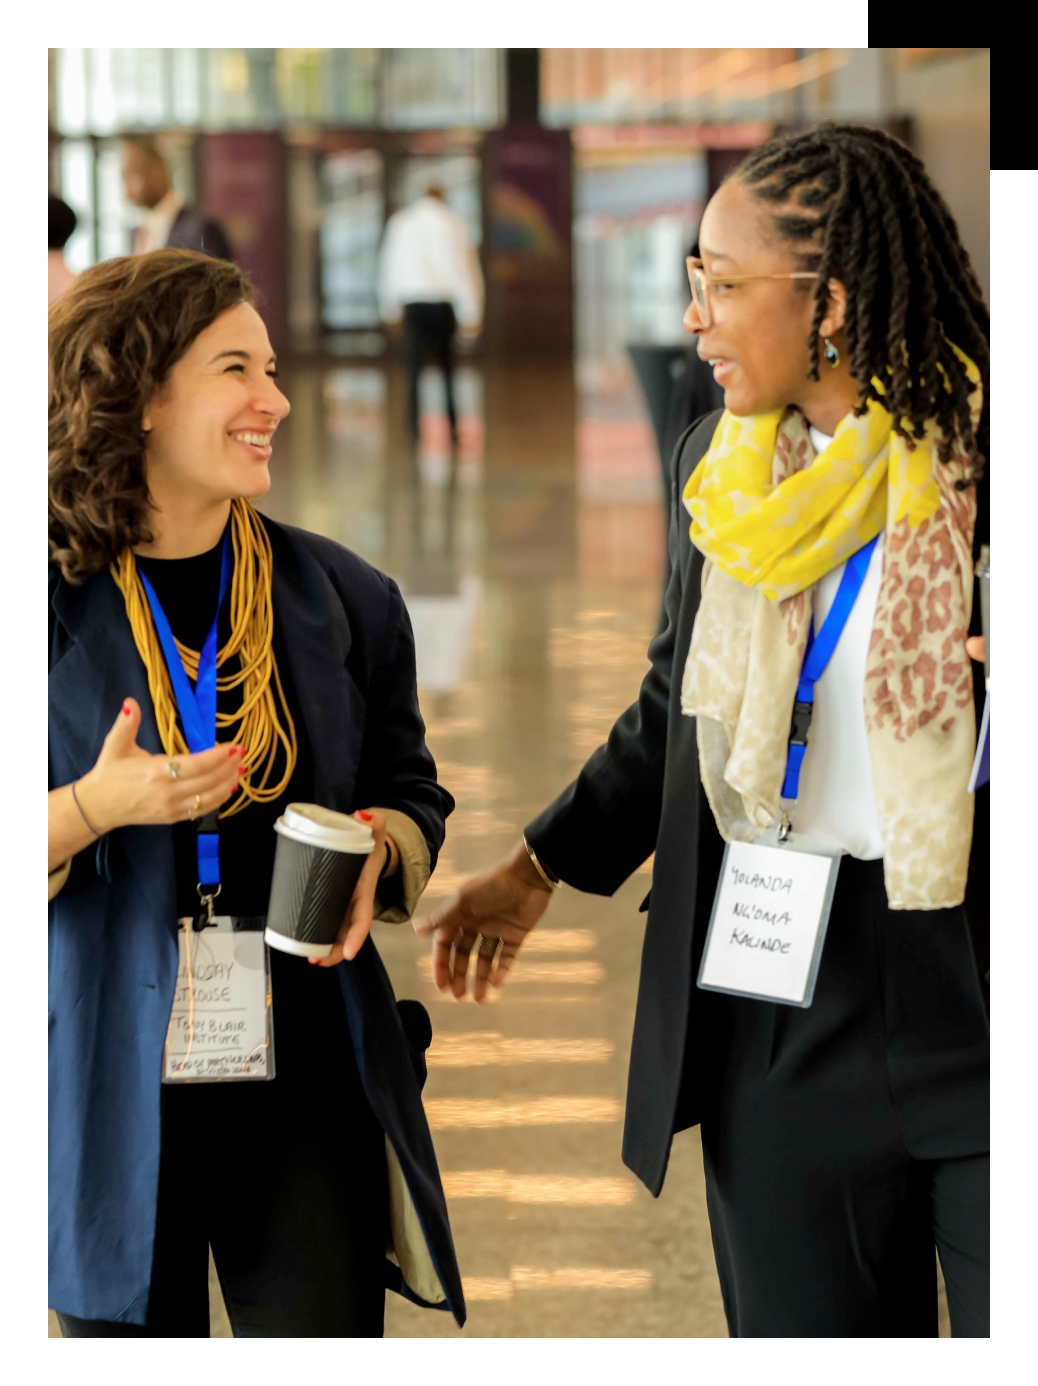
{"left": 162, "top": 916, "right": 275, "bottom": 1083}
{"left": 697, "top": 840, "right": 840, "bottom": 1008}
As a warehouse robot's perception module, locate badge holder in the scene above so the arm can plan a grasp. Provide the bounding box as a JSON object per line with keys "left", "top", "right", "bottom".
{"left": 697, "top": 837, "right": 840, "bottom": 1008}
{"left": 163, "top": 914, "right": 275, "bottom": 1083}
{"left": 697, "top": 534, "right": 880, "bottom": 1009}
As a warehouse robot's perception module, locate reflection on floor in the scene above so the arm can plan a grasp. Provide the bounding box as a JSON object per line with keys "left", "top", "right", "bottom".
{"left": 48, "top": 354, "right": 951, "bottom": 1339}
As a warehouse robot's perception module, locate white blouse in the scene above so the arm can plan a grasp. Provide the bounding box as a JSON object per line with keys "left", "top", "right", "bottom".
{"left": 789, "top": 427, "right": 885, "bottom": 860}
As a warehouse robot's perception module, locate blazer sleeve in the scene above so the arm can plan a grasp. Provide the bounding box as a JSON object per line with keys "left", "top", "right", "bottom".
{"left": 354, "top": 578, "right": 454, "bottom": 920}
{"left": 523, "top": 429, "right": 691, "bottom": 897}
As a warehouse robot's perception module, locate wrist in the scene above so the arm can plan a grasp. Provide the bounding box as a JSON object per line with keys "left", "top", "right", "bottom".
{"left": 508, "top": 837, "right": 555, "bottom": 896}
{"left": 75, "top": 767, "right": 118, "bottom": 837}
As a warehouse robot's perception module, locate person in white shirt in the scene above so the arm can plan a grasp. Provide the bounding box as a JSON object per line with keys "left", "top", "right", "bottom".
{"left": 48, "top": 197, "right": 77, "bottom": 308}
{"left": 377, "top": 185, "right": 484, "bottom": 446}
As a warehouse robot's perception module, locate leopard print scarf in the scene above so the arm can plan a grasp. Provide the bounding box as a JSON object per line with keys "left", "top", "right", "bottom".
{"left": 679, "top": 353, "right": 982, "bottom": 909}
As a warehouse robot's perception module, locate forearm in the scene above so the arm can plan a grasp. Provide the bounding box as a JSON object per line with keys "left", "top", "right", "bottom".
{"left": 48, "top": 782, "right": 100, "bottom": 874}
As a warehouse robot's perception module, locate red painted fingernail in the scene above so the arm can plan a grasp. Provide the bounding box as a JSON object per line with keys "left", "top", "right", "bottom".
{"left": 122, "top": 701, "right": 131, "bottom": 715}
{"left": 228, "top": 747, "right": 239, "bottom": 757}
{"left": 356, "top": 811, "right": 373, "bottom": 822}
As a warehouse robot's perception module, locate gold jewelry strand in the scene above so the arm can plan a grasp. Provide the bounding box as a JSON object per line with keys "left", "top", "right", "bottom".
{"left": 110, "top": 498, "right": 297, "bottom": 818}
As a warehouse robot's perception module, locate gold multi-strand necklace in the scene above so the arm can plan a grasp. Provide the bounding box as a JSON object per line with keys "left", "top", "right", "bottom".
{"left": 110, "top": 497, "right": 297, "bottom": 817}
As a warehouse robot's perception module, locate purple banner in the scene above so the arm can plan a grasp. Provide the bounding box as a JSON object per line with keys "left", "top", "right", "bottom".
{"left": 201, "top": 132, "right": 287, "bottom": 352}
{"left": 482, "top": 127, "right": 573, "bottom": 355}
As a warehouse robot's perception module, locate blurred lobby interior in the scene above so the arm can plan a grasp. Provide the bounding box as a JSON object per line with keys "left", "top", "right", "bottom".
{"left": 48, "top": 47, "right": 990, "bottom": 1338}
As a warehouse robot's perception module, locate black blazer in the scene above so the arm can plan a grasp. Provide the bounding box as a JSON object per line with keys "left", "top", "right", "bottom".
{"left": 49, "top": 516, "right": 465, "bottom": 1326}
{"left": 525, "top": 410, "right": 990, "bottom": 1198}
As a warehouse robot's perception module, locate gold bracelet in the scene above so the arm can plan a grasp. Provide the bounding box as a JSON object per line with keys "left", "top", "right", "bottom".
{"left": 523, "top": 835, "right": 561, "bottom": 890}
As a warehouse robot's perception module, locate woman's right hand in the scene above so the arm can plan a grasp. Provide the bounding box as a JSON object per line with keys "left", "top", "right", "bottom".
{"left": 413, "top": 839, "right": 557, "bottom": 1002}
{"left": 74, "top": 698, "right": 244, "bottom": 834}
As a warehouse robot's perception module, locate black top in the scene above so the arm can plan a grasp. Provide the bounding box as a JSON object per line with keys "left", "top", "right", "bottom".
{"left": 136, "top": 536, "right": 346, "bottom": 1087}
{"left": 137, "top": 538, "right": 314, "bottom": 918}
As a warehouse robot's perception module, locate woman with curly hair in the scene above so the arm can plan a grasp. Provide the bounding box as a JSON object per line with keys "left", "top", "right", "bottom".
{"left": 48, "top": 249, "right": 464, "bottom": 1335}
{"left": 419, "top": 123, "right": 990, "bottom": 1337}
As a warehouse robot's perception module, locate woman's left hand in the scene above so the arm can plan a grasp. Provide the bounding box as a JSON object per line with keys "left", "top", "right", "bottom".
{"left": 310, "top": 809, "right": 392, "bottom": 967}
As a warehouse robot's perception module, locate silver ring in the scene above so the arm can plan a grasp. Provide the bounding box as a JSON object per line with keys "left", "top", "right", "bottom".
{"left": 168, "top": 759, "right": 180, "bottom": 781}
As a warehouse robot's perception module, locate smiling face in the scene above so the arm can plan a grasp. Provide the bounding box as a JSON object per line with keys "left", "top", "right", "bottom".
{"left": 141, "top": 302, "right": 290, "bottom": 509}
{"left": 684, "top": 176, "right": 853, "bottom": 424}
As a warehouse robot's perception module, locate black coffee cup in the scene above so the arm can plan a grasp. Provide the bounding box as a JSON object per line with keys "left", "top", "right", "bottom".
{"left": 265, "top": 804, "right": 375, "bottom": 959}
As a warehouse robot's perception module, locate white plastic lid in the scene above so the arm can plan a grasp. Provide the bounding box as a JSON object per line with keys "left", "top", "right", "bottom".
{"left": 274, "top": 803, "right": 376, "bottom": 853}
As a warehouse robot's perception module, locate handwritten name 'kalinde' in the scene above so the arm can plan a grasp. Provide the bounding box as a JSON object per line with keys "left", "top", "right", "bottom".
{"left": 729, "top": 865, "right": 794, "bottom": 894}
{"left": 730, "top": 927, "right": 791, "bottom": 954}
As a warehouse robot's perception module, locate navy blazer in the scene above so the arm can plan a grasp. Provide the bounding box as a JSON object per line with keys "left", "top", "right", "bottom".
{"left": 48, "top": 516, "right": 465, "bottom": 1327}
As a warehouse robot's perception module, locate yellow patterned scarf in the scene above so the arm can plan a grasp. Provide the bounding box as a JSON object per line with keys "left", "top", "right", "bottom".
{"left": 680, "top": 352, "right": 982, "bottom": 909}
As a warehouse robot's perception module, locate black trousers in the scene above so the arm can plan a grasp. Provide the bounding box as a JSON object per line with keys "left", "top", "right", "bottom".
{"left": 404, "top": 301, "right": 457, "bottom": 442}
{"left": 696, "top": 856, "right": 989, "bottom": 1337}
{"left": 58, "top": 955, "right": 388, "bottom": 1338}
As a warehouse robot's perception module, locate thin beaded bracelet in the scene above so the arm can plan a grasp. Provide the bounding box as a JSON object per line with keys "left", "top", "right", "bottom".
{"left": 70, "top": 781, "right": 101, "bottom": 839}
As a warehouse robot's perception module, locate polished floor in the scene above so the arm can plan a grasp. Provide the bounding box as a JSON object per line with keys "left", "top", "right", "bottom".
{"left": 49, "top": 352, "right": 951, "bottom": 1338}
{"left": 273, "top": 353, "right": 728, "bottom": 1337}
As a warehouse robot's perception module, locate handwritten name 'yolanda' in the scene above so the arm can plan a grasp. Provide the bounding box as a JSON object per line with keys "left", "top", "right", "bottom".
{"left": 729, "top": 866, "right": 793, "bottom": 894}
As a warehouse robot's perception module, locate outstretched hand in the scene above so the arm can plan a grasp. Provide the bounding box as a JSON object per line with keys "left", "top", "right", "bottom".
{"left": 413, "top": 839, "right": 556, "bottom": 1002}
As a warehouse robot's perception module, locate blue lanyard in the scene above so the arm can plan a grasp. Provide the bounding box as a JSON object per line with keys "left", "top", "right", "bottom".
{"left": 138, "top": 528, "right": 232, "bottom": 895}
{"left": 781, "top": 534, "right": 880, "bottom": 804}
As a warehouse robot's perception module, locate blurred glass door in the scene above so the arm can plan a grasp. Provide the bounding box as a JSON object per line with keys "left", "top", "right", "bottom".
{"left": 574, "top": 144, "right": 707, "bottom": 368}
{"left": 319, "top": 148, "right": 384, "bottom": 351}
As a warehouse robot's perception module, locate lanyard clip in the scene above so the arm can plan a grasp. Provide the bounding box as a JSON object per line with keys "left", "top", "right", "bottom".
{"left": 789, "top": 699, "right": 814, "bottom": 747}
{"left": 778, "top": 808, "right": 792, "bottom": 843}
{"left": 195, "top": 883, "right": 222, "bottom": 929}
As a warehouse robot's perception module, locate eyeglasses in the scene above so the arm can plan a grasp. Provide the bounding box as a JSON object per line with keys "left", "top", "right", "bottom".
{"left": 686, "top": 257, "right": 819, "bottom": 329}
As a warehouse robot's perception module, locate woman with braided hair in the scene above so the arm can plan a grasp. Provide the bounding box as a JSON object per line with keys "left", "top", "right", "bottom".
{"left": 419, "top": 123, "right": 990, "bottom": 1336}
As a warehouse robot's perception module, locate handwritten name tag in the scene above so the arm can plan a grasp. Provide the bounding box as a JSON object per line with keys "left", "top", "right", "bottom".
{"left": 162, "top": 917, "right": 275, "bottom": 1083}
{"left": 697, "top": 841, "right": 840, "bottom": 1008}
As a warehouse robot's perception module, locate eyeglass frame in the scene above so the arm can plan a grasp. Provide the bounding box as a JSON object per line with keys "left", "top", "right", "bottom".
{"left": 686, "top": 256, "right": 820, "bottom": 328}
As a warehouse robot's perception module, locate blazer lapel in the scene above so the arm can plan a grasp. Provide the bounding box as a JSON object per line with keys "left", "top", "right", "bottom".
{"left": 267, "top": 524, "right": 366, "bottom": 810}
{"left": 50, "top": 570, "right": 175, "bottom": 926}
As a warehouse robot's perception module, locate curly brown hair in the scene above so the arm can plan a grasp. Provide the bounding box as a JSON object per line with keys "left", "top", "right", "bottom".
{"left": 49, "top": 249, "right": 255, "bottom": 584}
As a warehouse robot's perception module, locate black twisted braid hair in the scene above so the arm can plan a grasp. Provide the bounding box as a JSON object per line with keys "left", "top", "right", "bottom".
{"left": 733, "top": 123, "right": 989, "bottom": 486}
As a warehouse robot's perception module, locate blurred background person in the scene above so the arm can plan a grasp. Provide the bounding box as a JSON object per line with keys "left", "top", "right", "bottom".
{"left": 48, "top": 196, "right": 77, "bottom": 306}
{"left": 122, "top": 136, "right": 234, "bottom": 261}
{"left": 377, "top": 183, "right": 484, "bottom": 447}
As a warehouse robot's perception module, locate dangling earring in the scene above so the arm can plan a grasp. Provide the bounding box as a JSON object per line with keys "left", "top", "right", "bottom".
{"left": 823, "top": 337, "right": 840, "bottom": 369}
